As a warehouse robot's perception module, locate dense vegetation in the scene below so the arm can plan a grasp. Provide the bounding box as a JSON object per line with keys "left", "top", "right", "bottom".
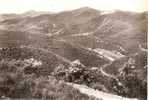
{"left": 0, "top": 48, "right": 100, "bottom": 100}
{"left": 53, "top": 54, "right": 147, "bottom": 100}
{"left": 0, "top": 45, "right": 147, "bottom": 100}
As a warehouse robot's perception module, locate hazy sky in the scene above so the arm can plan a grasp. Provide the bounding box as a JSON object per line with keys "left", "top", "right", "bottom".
{"left": 0, "top": 0, "right": 147, "bottom": 14}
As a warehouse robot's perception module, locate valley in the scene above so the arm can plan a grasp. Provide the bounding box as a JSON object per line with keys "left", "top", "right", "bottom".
{"left": 0, "top": 7, "right": 147, "bottom": 100}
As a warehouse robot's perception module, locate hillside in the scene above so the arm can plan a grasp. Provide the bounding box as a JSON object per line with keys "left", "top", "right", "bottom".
{"left": 0, "top": 7, "right": 147, "bottom": 100}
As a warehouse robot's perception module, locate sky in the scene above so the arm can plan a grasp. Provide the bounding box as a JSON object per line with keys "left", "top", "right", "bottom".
{"left": 0, "top": 0, "right": 147, "bottom": 14}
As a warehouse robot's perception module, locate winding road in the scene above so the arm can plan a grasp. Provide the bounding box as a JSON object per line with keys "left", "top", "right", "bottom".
{"left": 67, "top": 82, "right": 138, "bottom": 100}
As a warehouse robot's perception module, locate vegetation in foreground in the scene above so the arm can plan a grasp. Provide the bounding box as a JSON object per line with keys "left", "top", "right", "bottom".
{"left": 0, "top": 47, "right": 146, "bottom": 100}
{"left": 0, "top": 57, "right": 99, "bottom": 100}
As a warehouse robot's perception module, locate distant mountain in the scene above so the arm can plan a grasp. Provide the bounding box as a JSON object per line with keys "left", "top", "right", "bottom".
{"left": 0, "top": 7, "right": 146, "bottom": 54}
{"left": 0, "top": 7, "right": 147, "bottom": 60}
{"left": 0, "top": 13, "right": 19, "bottom": 22}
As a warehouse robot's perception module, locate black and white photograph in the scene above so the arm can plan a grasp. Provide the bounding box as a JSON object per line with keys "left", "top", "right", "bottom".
{"left": 0, "top": 0, "right": 147, "bottom": 100}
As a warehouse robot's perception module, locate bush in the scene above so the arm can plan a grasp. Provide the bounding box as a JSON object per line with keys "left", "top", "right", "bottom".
{"left": 0, "top": 56, "right": 99, "bottom": 99}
